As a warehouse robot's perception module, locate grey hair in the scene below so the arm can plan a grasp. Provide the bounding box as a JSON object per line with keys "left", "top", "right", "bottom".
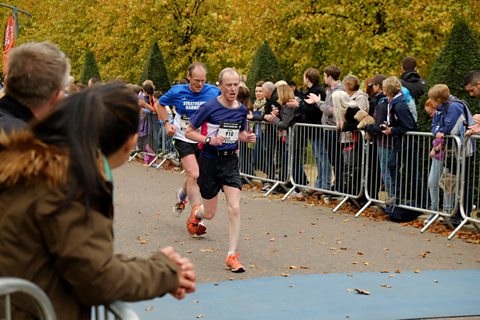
{"left": 262, "top": 81, "right": 275, "bottom": 94}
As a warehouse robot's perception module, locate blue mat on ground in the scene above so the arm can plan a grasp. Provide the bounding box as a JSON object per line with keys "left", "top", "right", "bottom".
{"left": 128, "top": 269, "right": 480, "bottom": 320}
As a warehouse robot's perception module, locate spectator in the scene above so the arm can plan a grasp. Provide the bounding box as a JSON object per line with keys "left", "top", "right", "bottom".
{"left": 0, "top": 82, "right": 195, "bottom": 318}
{"left": 343, "top": 75, "right": 369, "bottom": 113}
{"left": 332, "top": 90, "right": 362, "bottom": 195}
{"left": 0, "top": 41, "right": 70, "bottom": 133}
{"left": 257, "top": 81, "right": 279, "bottom": 192}
{"left": 87, "top": 76, "right": 99, "bottom": 87}
{"left": 265, "top": 83, "right": 307, "bottom": 196}
{"left": 381, "top": 76, "right": 421, "bottom": 205}
{"left": 304, "top": 65, "right": 344, "bottom": 196}
{"left": 400, "top": 56, "right": 426, "bottom": 105}
{"left": 299, "top": 67, "right": 330, "bottom": 193}
{"left": 364, "top": 75, "right": 394, "bottom": 199}
{"left": 287, "top": 80, "right": 305, "bottom": 100}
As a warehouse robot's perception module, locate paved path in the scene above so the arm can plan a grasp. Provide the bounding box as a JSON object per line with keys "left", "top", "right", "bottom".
{"left": 113, "top": 162, "right": 479, "bottom": 284}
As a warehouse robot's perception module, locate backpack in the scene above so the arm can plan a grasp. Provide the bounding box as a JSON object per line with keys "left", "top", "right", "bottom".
{"left": 401, "top": 87, "right": 417, "bottom": 122}
{"left": 384, "top": 204, "right": 422, "bottom": 222}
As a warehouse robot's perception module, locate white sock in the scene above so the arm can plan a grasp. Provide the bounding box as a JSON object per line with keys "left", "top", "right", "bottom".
{"left": 227, "top": 251, "right": 236, "bottom": 257}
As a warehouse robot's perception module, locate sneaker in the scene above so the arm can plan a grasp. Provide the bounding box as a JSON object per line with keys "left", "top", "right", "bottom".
{"left": 322, "top": 194, "right": 331, "bottom": 204}
{"left": 225, "top": 253, "right": 245, "bottom": 273}
{"left": 261, "top": 182, "right": 272, "bottom": 192}
{"left": 186, "top": 206, "right": 206, "bottom": 236}
{"left": 290, "top": 190, "right": 305, "bottom": 200}
{"left": 173, "top": 189, "right": 188, "bottom": 216}
{"left": 448, "top": 215, "right": 462, "bottom": 228}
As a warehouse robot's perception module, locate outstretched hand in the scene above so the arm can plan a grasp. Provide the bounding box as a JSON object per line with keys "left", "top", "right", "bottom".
{"left": 161, "top": 246, "right": 196, "bottom": 300}
{"left": 304, "top": 93, "right": 320, "bottom": 105}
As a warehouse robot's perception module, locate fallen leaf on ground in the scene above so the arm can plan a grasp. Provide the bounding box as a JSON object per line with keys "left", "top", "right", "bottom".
{"left": 145, "top": 306, "right": 153, "bottom": 312}
{"left": 196, "top": 314, "right": 205, "bottom": 319}
{"left": 281, "top": 273, "right": 290, "bottom": 277}
{"left": 270, "top": 237, "right": 275, "bottom": 241}
{"left": 414, "top": 269, "right": 421, "bottom": 273}
{"left": 139, "top": 239, "right": 148, "bottom": 244}
{"left": 420, "top": 251, "right": 431, "bottom": 258}
{"left": 357, "top": 251, "right": 364, "bottom": 255}
{"left": 380, "top": 283, "right": 392, "bottom": 288}
{"left": 354, "top": 289, "right": 371, "bottom": 295}
{"left": 193, "top": 300, "right": 199, "bottom": 304}
{"left": 200, "top": 248, "right": 217, "bottom": 252}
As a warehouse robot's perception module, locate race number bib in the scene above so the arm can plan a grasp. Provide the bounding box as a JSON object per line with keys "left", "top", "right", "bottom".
{"left": 179, "top": 115, "right": 190, "bottom": 132}
{"left": 217, "top": 121, "right": 241, "bottom": 144}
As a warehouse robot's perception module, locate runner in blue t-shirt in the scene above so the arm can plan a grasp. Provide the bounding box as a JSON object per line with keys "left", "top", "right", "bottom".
{"left": 157, "top": 62, "right": 221, "bottom": 217}
{"left": 185, "top": 68, "right": 256, "bottom": 273}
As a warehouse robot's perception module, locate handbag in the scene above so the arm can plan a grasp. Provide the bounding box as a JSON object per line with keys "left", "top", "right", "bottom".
{"left": 439, "top": 172, "right": 456, "bottom": 193}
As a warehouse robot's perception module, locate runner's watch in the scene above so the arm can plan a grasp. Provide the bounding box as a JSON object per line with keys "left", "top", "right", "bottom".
{"left": 205, "top": 137, "right": 211, "bottom": 145}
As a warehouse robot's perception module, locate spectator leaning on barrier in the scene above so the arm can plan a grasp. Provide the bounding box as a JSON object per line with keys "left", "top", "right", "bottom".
{"left": 364, "top": 75, "right": 394, "bottom": 198}
{"left": 0, "top": 83, "right": 196, "bottom": 319}
{"left": 299, "top": 68, "right": 330, "bottom": 192}
{"left": 304, "top": 65, "right": 344, "bottom": 196}
{"left": 343, "top": 75, "right": 369, "bottom": 113}
{"left": 427, "top": 84, "right": 475, "bottom": 226}
{"left": 381, "top": 76, "right": 422, "bottom": 205}
{"left": 463, "top": 70, "right": 480, "bottom": 135}
{"left": 0, "top": 41, "right": 70, "bottom": 133}
{"left": 265, "top": 82, "right": 307, "bottom": 195}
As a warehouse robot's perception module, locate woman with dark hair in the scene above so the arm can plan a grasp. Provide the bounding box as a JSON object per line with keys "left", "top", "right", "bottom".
{"left": 0, "top": 82, "right": 195, "bottom": 319}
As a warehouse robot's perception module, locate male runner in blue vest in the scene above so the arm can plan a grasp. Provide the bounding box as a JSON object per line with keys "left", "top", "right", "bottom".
{"left": 157, "top": 62, "right": 220, "bottom": 220}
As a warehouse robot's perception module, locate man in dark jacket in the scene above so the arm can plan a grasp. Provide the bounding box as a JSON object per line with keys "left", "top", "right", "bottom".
{"left": 399, "top": 56, "right": 426, "bottom": 105}
{"left": 0, "top": 41, "right": 70, "bottom": 133}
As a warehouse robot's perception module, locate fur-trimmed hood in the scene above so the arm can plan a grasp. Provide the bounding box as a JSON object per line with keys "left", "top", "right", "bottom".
{"left": 0, "top": 130, "right": 69, "bottom": 188}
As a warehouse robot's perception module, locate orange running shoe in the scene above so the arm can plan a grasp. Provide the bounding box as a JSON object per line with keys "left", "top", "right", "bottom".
{"left": 225, "top": 253, "right": 245, "bottom": 273}
{"left": 186, "top": 206, "right": 206, "bottom": 235}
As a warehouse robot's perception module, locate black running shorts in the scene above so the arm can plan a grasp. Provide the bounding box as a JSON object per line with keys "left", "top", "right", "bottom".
{"left": 173, "top": 139, "right": 201, "bottom": 159}
{"left": 198, "top": 153, "right": 242, "bottom": 200}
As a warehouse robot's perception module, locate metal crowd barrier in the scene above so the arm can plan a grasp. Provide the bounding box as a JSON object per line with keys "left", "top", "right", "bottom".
{"left": 239, "top": 121, "right": 292, "bottom": 196}
{"left": 357, "top": 132, "right": 461, "bottom": 223}
{"left": 94, "top": 302, "right": 140, "bottom": 320}
{"left": 284, "top": 123, "right": 366, "bottom": 209}
{"left": 0, "top": 277, "right": 140, "bottom": 320}
{"left": 129, "top": 112, "right": 178, "bottom": 169}
{"left": 238, "top": 121, "right": 479, "bottom": 238}
{"left": 448, "top": 134, "right": 480, "bottom": 239}
{"left": 0, "top": 277, "right": 56, "bottom": 320}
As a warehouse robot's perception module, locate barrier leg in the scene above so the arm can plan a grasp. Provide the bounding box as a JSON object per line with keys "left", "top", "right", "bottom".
{"left": 447, "top": 218, "right": 469, "bottom": 240}
{"left": 282, "top": 186, "right": 296, "bottom": 201}
{"left": 333, "top": 196, "right": 349, "bottom": 212}
{"left": 264, "top": 182, "right": 280, "bottom": 197}
{"left": 355, "top": 200, "right": 372, "bottom": 218}
{"left": 420, "top": 213, "right": 441, "bottom": 233}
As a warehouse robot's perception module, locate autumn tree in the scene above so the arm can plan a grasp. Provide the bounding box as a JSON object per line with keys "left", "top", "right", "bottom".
{"left": 417, "top": 18, "right": 480, "bottom": 131}
{"left": 80, "top": 50, "right": 101, "bottom": 85}
{"left": 140, "top": 41, "right": 171, "bottom": 93}
{"left": 246, "top": 40, "right": 284, "bottom": 95}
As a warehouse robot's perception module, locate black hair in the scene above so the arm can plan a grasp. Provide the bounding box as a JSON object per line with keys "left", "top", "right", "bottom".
{"left": 31, "top": 82, "right": 140, "bottom": 210}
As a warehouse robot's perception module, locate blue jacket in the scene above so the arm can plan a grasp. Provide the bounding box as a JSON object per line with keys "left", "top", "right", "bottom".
{"left": 388, "top": 93, "right": 418, "bottom": 137}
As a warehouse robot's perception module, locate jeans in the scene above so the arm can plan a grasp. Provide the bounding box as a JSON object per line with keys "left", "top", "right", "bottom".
{"left": 377, "top": 145, "right": 394, "bottom": 197}
{"left": 312, "top": 135, "right": 332, "bottom": 190}
{"left": 428, "top": 158, "right": 453, "bottom": 213}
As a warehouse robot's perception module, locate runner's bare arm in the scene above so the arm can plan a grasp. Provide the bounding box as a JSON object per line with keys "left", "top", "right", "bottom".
{"left": 185, "top": 125, "right": 225, "bottom": 146}
{"left": 156, "top": 103, "right": 176, "bottom": 136}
